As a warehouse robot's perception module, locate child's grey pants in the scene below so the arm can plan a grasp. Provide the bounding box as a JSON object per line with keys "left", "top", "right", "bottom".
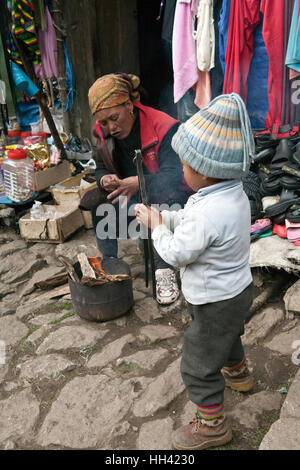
{"left": 181, "top": 283, "right": 253, "bottom": 407}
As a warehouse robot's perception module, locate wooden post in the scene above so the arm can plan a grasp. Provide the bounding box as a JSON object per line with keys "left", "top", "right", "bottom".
{"left": 52, "top": 0, "right": 70, "bottom": 132}
{"left": 12, "top": 33, "right": 67, "bottom": 160}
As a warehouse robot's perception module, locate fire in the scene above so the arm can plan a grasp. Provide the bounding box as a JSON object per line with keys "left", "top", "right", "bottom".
{"left": 88, "top": 256, "right": 105, "bottom": 278}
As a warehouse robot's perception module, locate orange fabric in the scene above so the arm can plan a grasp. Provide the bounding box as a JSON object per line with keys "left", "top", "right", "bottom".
{"left": 88, "top": 74, "right": 140, "bottom": 114}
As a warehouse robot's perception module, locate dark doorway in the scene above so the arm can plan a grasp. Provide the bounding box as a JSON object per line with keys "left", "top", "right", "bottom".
{"left": 137, "top": 0, "right": 176, "bottom": 118}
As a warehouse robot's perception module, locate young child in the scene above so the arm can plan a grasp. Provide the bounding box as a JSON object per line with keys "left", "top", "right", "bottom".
{"left": 135, "top": 93, "right": 255, "bottom": 450}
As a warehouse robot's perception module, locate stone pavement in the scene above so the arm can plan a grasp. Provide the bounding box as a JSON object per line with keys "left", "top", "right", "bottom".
{"left": 0, "top": 226, "right": 299, "bottom": 450}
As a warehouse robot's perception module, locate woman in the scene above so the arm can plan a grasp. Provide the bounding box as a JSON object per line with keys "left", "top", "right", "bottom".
{"left": 84, "top": 72, "right": 192, "bottom": 305}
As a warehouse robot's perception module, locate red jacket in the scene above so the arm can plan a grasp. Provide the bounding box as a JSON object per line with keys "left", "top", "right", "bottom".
{"left": 93, "top": 101, "right": 179, "bottom": 174}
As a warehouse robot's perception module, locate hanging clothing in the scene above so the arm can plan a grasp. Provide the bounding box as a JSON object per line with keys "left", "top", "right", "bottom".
{"left": 281, "top": 0, "right": 296, "bottom": 126}
{"left": 193, "top": 0, "right": 215, "bottom": 72}
{"left": 172, "top": 0, "right": 199, "bottom": 103}
{"left": 222, "top": 0, "right": 261, "bottom": 103}
{"left": 218, "top": 0, "right": 232, "bottom": 75}
{"left": 260, "top": 0, "right": 285, "bottom": 130}
{"left": 223, "top": 0, "right": 284, "bottom": 130}
{"left": 7, "top": 0, "right": 41, "bottom": 65}
{"left": 210, "top": 0, "right": 224, "bottom": 99}
{"left": 246, "top": 13, "right": 269, "bottom": 129}
{"left": 34, "top": 6, "right": 58, "bottom": 79}
{"left": 286, "top": 0, "right": 300, "bottom": 74}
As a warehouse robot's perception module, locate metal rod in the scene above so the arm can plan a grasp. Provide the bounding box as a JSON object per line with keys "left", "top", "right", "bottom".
{"left": 134, "top": 149, "right": 156, "bottom": 299}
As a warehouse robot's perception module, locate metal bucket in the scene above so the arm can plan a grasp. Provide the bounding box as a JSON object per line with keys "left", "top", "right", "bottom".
{"left": 68, "top": 257, "right": 134, "bottom": 322}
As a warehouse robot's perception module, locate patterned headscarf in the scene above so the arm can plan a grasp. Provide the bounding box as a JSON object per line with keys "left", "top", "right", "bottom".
{"left": 88, "top": 73, "right": 141, "bottom": 115}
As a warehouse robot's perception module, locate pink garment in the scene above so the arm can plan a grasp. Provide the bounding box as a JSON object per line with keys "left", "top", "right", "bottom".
{"left": 172, "top": 0, "right": 199, "bottom": 103}
{"left": 34, "top": 7, "right": 58, "bottom": 79}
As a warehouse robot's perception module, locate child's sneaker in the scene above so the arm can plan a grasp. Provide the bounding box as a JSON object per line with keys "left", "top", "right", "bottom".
{"left": 172, "top": 415, "right": 232, "bottom": 450}
{"left": 222, "top": 363, "right": 254, "bottom": 392}
{"left": 155, "top": 268, "right": 179, "bottom": 305}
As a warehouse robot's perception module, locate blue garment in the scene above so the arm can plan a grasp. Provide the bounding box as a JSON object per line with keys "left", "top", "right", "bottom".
{"left": 247, "top": 13, "right": 269, "bottom": 129}
{"left": 286, "top": 0, "right": 300, "bottom": 73}
{"left": 218, "top": 0, "right": 232, "bottom": 75}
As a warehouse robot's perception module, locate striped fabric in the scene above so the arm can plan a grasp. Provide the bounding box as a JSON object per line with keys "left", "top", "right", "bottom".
{"left": 196, "top": 403, "right": 224, "bottom": 421}
{"left": 7, "top": 0, "right": 41, "bottom": 65}
{"left": 223, "top": 355, "right": 246, "bottom": 373}
{"left": 171, "top": 93, "right": 255, "bottom": 180}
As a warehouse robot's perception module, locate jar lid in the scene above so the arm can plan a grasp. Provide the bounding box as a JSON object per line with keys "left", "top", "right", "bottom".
{"left": 7, "top": 130, "right": 21, "bottom": 138}
{"left": 7, "top": 149, "right": 27, "bottom": 160}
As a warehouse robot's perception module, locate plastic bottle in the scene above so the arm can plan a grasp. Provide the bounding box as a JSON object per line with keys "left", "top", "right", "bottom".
{"left": 30, "top": 201, "right": 44, "bottom": 220}
{"left": 3, "top": 149, "right": 35, "bottom": 202}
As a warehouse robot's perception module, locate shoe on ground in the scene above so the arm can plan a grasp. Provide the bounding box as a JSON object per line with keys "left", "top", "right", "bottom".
{"left": 222, "top": 364, "right": 254, "bottom": 392}
{"left": 155, "top": 268, "right": 179, "bottom": 305}
{"left": 172, "top": 415, "right": 232, "bottom": 450}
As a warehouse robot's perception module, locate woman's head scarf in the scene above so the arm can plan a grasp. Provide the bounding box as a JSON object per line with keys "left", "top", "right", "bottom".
{"left": 88, "top": 73, "right": 140, "bottom": 114}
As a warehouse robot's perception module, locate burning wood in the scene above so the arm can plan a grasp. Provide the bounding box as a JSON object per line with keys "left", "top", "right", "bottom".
{"left": 77, "top": 253, "right": 130, "bottom": 286}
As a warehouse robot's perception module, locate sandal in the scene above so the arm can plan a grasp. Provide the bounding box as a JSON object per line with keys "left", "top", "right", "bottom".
{"left": 264, "top": 196, "right": 300, "bottom": 218}
{"left": 253, "top": 147, "right": 276, "bottom": 164}
{"left": 286, "top": 204, "right": 300, "bottom": 223}
{"left": 282, "top": 162, "right": 300, "bottom": 179}
{"left": 280, "top": 175, "right": 300, "bottom": 190}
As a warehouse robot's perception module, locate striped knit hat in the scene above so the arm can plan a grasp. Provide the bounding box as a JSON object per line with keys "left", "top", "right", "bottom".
{"left": 171, "top": 93, "right": 255, "bottom": 179}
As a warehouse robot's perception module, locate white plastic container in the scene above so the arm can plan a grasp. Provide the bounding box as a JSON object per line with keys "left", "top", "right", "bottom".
{"left": 3, "top": 149, "right": 35, "bottom": 202}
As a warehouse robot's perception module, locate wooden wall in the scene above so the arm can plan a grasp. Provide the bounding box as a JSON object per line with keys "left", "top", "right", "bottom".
{"left": 61, "top": 0, "right": 139, "bottom": 141}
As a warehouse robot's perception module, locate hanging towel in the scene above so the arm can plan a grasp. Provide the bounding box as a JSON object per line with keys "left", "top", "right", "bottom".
{"left": 172, "top": 0, "right": 199, "bottom": 103}
{"left": 193, "top": 0, "right": 215, "bottom": 72}
{"left": 34, "top": 7, "right": 58, "bottom": 79}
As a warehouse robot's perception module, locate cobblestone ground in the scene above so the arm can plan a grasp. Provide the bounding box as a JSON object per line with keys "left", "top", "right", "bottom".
{"left": 0, "top": 227, "right": 299, "bottom": 450}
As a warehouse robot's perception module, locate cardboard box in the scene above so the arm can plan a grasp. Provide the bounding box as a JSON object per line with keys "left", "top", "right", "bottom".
{"left": 19, "top": 205, "right": 84, "bottom": 243}
{"left": 51, "top": 171, "right": 97, "bottom": 229}
{"left": 34, "top": 160, "right": 72, "bottom": 192}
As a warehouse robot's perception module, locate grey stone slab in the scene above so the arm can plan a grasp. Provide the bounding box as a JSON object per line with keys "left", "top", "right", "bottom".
{"left": 280, "top": 368, "right": 300, "bottom": 420}
{"left": 36, "top": 325, "right": 108, "bottom": 354}
{"left": 17, "top": 354, "right": 77, "bottom": 382}
{"left": 87, "top": 334, "right": 135, "bottom": 369}
{"left": 138, "top": 417, "right": 174, "bottom": 450}
{"left": 117, "top": 348, "right": 168, "bottom": 371}
{"left": 36, "top": 374, "right": 144, "bottom": 448}
{"left": 138, "top": 324, "right": 179, "bottom": 343}
{"left": 133, "top": 298, "right": 162, "bottom": 323}
{"left": 227, "top": 391, "right": 282, "bottom": 429}
{"left": 0, "top": 389, "right": 40, "bottom": 446}
{"left": 259, "top": 418, "right": 300, "bottom": 450}
{"left": 133, "top": 358, "right": 184, "bottom": 417}
{"left": 0, "top": 240, "right": 27, "bottom": 258}
{"left": 265, "top": 324, "right": 300, "bottom": 355}
{"left": 242, "top": 306, "right": 285, "bottom": 346}
{"left": 0, "top": 316, "right": 29, "bottom": 348}
{"left": 284, "top": 279, "right": 300, "bottom": 315}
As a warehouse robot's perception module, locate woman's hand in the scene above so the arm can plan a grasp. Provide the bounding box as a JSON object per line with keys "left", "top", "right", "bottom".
{"left": 135, "top": 204, "right": 162, "bottom": 229}
{"left": 107, "top": 176, "right": 139, "bottom": 207}
{"left": 101, "top": 174, "right": 120, "bottom": 192}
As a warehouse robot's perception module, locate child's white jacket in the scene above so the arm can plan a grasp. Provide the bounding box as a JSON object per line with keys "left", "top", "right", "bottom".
{"left": 152, "top": 179, "right": 253, "bottom": 305}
